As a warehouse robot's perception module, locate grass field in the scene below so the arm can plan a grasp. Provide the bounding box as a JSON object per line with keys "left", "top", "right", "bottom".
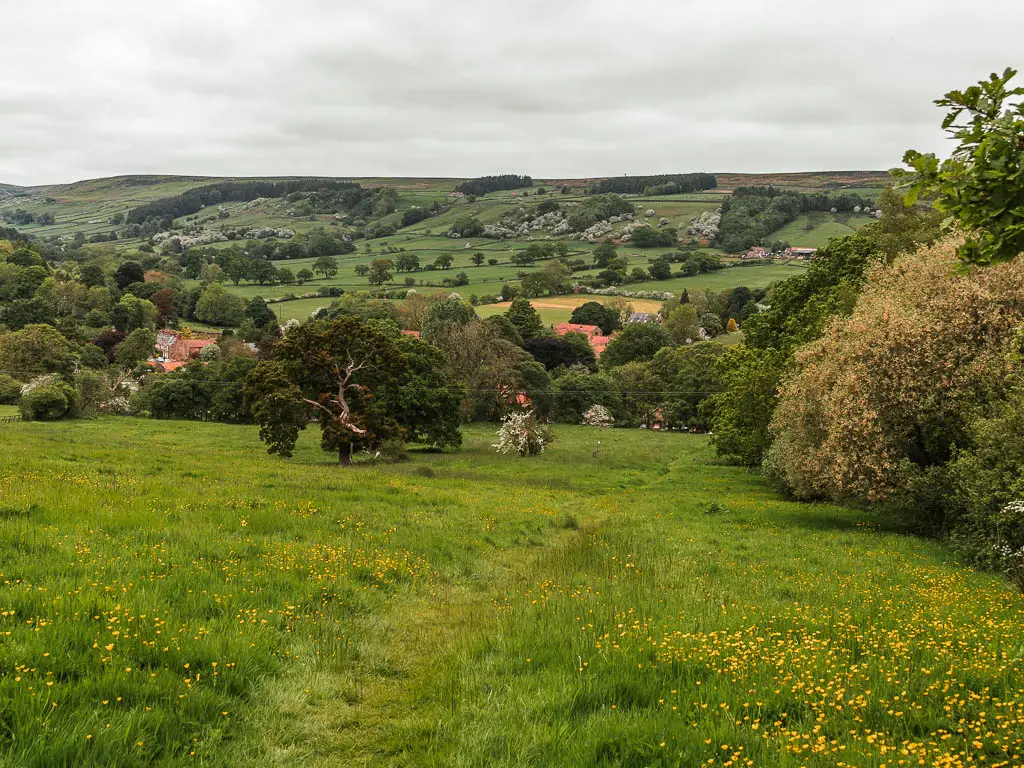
{"left": 1, "top": 418, "right": 1022, "bottom": 766}
{"left": 768, "top": 212, "right": 876, "bottom": 248}
{"left": 240, "top": 262, "right": 804, "bottom": 329}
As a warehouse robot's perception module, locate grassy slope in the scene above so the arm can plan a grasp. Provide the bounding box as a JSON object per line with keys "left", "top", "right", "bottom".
{"left": 0, "top": 419, "right": 1021, "bottom": 766}
{"left": 769, "top": 212, "right": 876, "bottom": 248}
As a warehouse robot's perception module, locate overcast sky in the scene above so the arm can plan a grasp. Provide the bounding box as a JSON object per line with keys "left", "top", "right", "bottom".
{"left": 1, "top": 0, "right": 1021, "bottom": 186}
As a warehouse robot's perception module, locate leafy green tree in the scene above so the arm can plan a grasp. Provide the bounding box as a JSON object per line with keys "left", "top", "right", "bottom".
{"left": 276, "top": 267, "right": 294, "bottom": 284}
{"left": 551, "top": 369, "right": 621, "bottom": 423}
{"left": 245, "top": 297, "right": 277, "bottom": 328}
{"left": 482, "top": 315, "right": 523, "bottom": 345}
{"left": 111, "top": 294, "right": 158, "bottom": 333}
{"left": 0, "top": 373, "right": 21, "bottom": 404}
{"left": 224, "top": 254, "right": 252, "bottom": 285}
{"left": 136, "top": 357, "right": 258, "bottom": 423}
{"left": 196, "top": 283, "right": 246, "bottom": 326}
{"left": 115, "top": 328, "right": 156, "bottom": 365}
{"left": 650, "top": 343, "right": 726, "bottom": 430}
{"left": 608, "top": 362, "right": 666, "bottom": 427}
{"left": 250, "top": 259, "right": 278, "bottom": 285}
{"left": 700, "top": 313, "right": 724, "bottom": 337}
{"left": 591, "top": 242, "right": 617, "bottom": 268}
{"left": 396, "top": 252, "right": 420, "bottom": 272}
{"left": 433, "top": 253, "right": 454, "bottom": 270}
{"left": 704, "top": 346, "right": 786, "bottom": 466}
{"left": 449, "top": 216, "right": 484, "bottom": 238}
{"left": 895, "top": 67, "right": 1024, "bottom": 267}
{"left": 471, "top": 252, "right": 485, "bottom": 266}
{"left": 20, "top": 381, "right": 76, "bottom": 421}
{"left": 245, "top": 316, "right": 461, "bottom": 464}
{"left": 296, "top": 268, "right": 314, "bottom": 284}
{"left": 664, "top": 303, "right": 701, "bottom": 345}
{"left": 520, "top": 260, "right": 571, "bottom": 297}
{"left": 79, "top": 263, "right": 107, "bottom": 287}
{"left": 0, "top": 324, "right": 79, "bottom": 377}
{"left": 505, "top": 297, "right": 544, "bottom": 339}
{"left": 421, "top": 297, "right": 478, "bottom": 345}
{"left": 510, "top": 251, "right": 535, "bottom": 267}
{"left": 353, "top": 264, "right": 369, "bottom": 277}
{"left": 631, "top": 226, "right": 677, "bottom": 248}
{"left": 569, "top": 301, "right": 619, "bottom": 334}
{"left": 313, "top": 256, "right": 339, "bottom": 279}
{"left": 648, "top": 258, "right": 672, "bottom": 281}
{"left": 368, "top": 259, "right": 394, "bottom": 286}
{"left": 601, "top": 322, "right": 672, "bottom": 368}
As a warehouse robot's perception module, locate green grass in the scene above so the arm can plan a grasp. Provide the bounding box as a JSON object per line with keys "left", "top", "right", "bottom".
{"left": 0, "top": 404, "right": 18, "bottom": 417}
{"left": 1, "top": 418, "right": 1022, "bottom": 766}
{"left": 623, "top": 263, "right": 809, "bottom": 294}
{"left": 475, "top": 303, "right": 570, "bottom": 327}
{"left": 768, "top": 212, "right": 876, "bottom": 248}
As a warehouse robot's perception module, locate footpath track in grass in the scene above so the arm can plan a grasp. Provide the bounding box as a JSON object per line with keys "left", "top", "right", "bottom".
{"left": 0, "top": 420, "right": 1022, "bottom": 766}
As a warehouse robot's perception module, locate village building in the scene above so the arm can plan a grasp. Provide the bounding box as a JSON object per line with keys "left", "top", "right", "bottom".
{"left": 553, "top": 322, "right": 613, "bottom": 356}
{"left": 785, "top": 247, "right": 818, "bottom": 260}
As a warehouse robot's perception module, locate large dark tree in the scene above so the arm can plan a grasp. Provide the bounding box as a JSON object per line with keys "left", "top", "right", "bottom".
{"left": 523, "top": 334, "right": 596, "bottom": 372}
{"left": 569, "top": 301, "right": 620, "bottom": 334}
{"left": 245, "top": 317, "right": 462, "bottom": 464}
{"left": 114, "top": 261, "right": 145, "bottom": 290}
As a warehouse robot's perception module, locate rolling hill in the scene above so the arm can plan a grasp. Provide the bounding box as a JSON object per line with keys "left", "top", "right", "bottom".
{"left": 0, "top": 171, "right": 888, "bottom": 325}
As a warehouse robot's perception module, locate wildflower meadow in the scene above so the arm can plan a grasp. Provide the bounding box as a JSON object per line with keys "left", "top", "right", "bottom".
{"left": 0, "top": 418, "right": 1022, "bottom": 766}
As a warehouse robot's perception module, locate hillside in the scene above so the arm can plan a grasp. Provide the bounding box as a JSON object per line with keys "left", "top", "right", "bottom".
{"left": 0, "top": 171, "right": 886, "bottom": 243}
{"left": 0, "top": 171, "right": 887, "bottom": 326}
{"left": 0, "top": 182, "right": 26, "bottom": 198}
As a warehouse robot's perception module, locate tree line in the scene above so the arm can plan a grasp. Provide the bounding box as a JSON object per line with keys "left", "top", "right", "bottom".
{"left": 125, "top": 179, "right": 360, "bottom": 224}
{"left": 592, "top": 174, "right": 717, "bottom": 196}
{"left": 454, "top": 175, "right": 533, "bottom": 196}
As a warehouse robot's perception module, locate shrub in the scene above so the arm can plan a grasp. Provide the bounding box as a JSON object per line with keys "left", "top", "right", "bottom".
{"left": 0, "top": 373, "right": 21, "bottom": 404}
{"left": 375, "top": 438, "right": 408, "bottom": 464}
{"left": 493, "top": 410, "right": 553, "bottom": 457}
{"left": 582, "top": 404, "right": 614, "bottom": 427}
{"left": 20, "top": 382, "right": 75, "bottom": 421}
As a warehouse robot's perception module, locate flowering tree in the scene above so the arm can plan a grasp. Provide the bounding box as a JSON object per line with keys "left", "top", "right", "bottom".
{"left": 767, "top": 237, "right": 1024, "bottom": 503}
{"left": 582, "top": 404, "right": 614, "bottom": 427}
{"left": 493, "top": 410, "right": 553, "bottom": 457}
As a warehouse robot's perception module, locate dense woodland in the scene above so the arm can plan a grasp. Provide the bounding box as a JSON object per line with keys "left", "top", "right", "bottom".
{"left": 592, "top": 173, "right": 718, "bottom": 195}
{"left": 453, "top": 174, "right": 533, "bottom": 196}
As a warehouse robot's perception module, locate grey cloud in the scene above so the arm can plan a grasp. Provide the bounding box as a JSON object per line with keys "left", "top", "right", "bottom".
{"left": 1, "top": 0, "right": 1022, "bottom": 184}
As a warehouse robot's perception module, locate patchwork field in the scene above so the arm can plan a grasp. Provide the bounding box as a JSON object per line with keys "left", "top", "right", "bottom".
{"left": 1, "top": 418, "right": 1021, "bottom": 766}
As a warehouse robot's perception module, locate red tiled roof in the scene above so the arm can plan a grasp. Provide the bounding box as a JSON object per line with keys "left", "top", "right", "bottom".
{"left": 401, "top": 329, "right": 421, "bottom": 338}
{"left": 554, "top": 323, "right": 601, "bottom": 338}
